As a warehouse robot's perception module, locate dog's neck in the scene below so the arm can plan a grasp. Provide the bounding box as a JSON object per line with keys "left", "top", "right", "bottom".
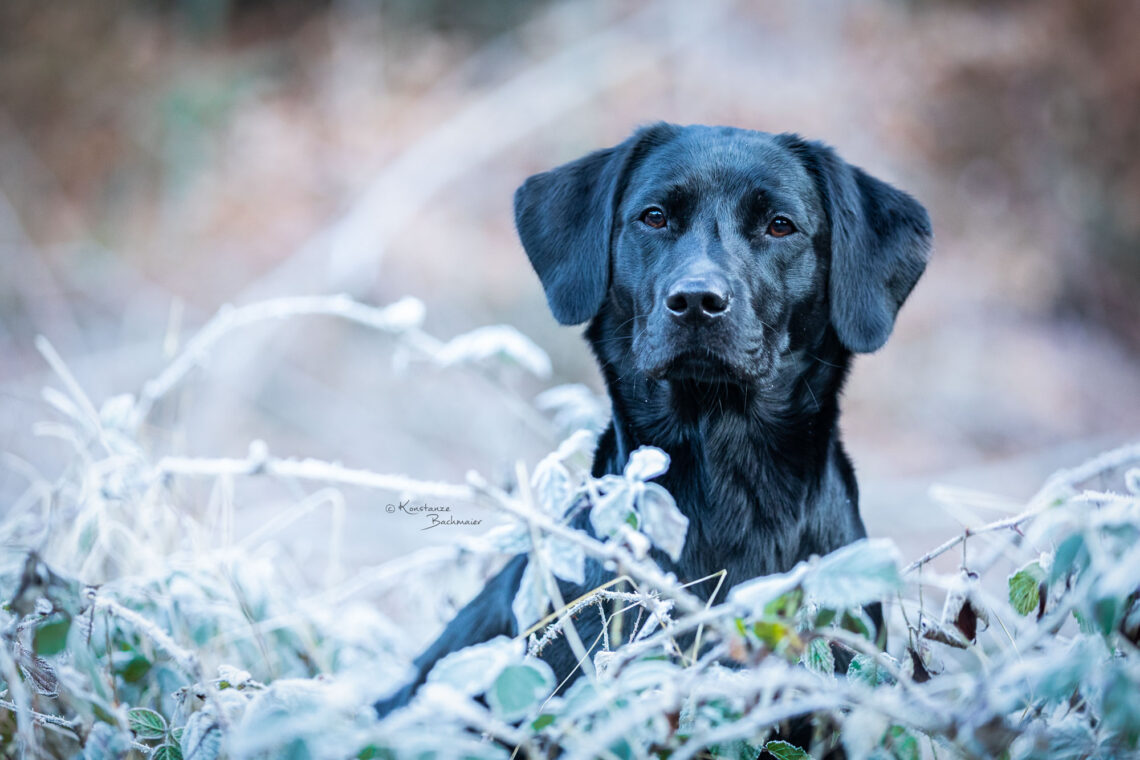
{"left": 586, "top": 320, "right": 857, "bottom": 589}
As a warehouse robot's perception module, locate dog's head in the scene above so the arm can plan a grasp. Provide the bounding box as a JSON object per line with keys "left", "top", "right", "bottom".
{"left": 515, "top": 123, "right": 931, "bottom": 390}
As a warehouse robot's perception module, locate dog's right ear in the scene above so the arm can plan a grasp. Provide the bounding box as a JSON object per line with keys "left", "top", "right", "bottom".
{"left": 779, "top": 134, "right": 932, "bottom": 354}
{"left": 514, "top": 124, "right": 675, "bottom": 325}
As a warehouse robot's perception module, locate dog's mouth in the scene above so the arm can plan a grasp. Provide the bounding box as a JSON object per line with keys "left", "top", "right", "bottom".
{"left": 648, "top": 349, "right": 758, "bottom": 385}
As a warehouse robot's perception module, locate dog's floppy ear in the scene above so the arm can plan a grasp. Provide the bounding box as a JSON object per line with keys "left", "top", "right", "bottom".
{"left": 782, "top": 136, "right": 932, "bottom": 353}
{"left": 514, "top": 124, "right": 675, "bottom": 325}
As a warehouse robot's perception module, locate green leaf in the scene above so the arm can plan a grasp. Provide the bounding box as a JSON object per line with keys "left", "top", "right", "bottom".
{"left": 802, "top": 637, "right": 835, "bottom": 676}
{"left": 119, "top": 655, "right": 152, "bottom": 684}
{"left": 1009, "top": 561, "right": 1045, "bottom": 616}
{"left": 487, "top": 661, "right": 556, "bottom": 722}
{"left": 847, "top": 654, "right": 893, "bottom": 686}
{"left": 1094, "top": 596, "right": 1120, "bottom": 637}
{"left": 154, "top": 744, "right": 184, "bottom": 760}
{"left": 764, "top": 590, "right": 803, "bottom": 618}
{"left": 753, "top": 620, "right": 796, "bottom": 650}
{"left": 883, "top": 725, "right": 920, "bottom": 760}
{"left": 33, "top": 616, "right": 71, "bottom": 656}
{"left": 180, "top": 711, "right": 221, "bottom": 760}
{"left": 765, "top": 740, "right": 814, "bottom": 759}
{"left": 1050, "top": 534, "right": 1089, "bottom": 584}
{"left": 531, "top": 713, "right": 555, "bottom": 730}
{"left": 814, "top": 607, "right": 837, "bottom": 628}
{"left": 710, "top": 739, "right": 765, "bottom": 760}
{"left": 128, "top": 707, "right": 168, "bottom": 740}
{"left": 840, "top": 610, "right": 872, "bottom": 639}
{"left": 804, "top": 539, "right": 901, "bottom": 608}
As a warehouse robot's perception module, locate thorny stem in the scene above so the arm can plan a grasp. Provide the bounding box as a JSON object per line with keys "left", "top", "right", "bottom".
{"left": 904, "top": 440, "right": 1140, "bottom": 574}
{"left": 0, "top": 698, "right": 79, "bottom": 732}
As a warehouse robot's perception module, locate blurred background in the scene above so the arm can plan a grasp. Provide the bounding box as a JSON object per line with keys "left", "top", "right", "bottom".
{"left": 1, "top": 0, "right": 1138, "bottom": 580}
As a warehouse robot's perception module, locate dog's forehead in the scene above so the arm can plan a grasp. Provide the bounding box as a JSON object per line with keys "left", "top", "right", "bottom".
{"left": 630, "top": 127, "right": 812, "bottom": 198}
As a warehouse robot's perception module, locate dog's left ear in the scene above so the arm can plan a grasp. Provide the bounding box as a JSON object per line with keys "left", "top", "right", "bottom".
{"left": 515, "top": 124, "right": 677, "bottom": 325}
{"left": 781, "top": 136, "right": 933, "bottom": 353}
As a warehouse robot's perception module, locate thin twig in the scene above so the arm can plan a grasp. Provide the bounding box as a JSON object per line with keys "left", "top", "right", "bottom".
{"left": 905, "top": 440, "right": 1140, "bottom": 574}
{"left": 0, "top": 698, "right": 79, "bottom": 732}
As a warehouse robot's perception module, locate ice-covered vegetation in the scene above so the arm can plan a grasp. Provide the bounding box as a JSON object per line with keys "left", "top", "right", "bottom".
{"left": 2, "top": 295, "right": 1139, "bottom": 759}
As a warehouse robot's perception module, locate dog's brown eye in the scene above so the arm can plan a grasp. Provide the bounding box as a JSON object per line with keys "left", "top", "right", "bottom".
{"left": 641, "top": 208, "right": 667, "bottom": 229}
{"left": 767, "top": 217, "right": 796, "bottom": 237}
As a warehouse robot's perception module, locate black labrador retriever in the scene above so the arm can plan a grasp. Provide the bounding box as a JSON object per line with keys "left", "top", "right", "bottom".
{"left": 376, "top": 122, "right": 931, "bottom": 715}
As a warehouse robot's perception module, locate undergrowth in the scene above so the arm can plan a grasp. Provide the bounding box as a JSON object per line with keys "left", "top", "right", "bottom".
{"left": 2, "top": 295, "right": 1139, "bottom": 759}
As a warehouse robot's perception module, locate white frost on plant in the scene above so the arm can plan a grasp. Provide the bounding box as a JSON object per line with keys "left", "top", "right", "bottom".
{"left": 624, "top": 446, "right": 670, "bottom": 482}
{"left": 803, "top": 538, "right": 902, "bottom": 609}
{"left": 372, "top": 295, "right": 426, "bottom": 331}
{"left": 435, "top": 325, "right": 552, "bottom": 378}
{"left": 426, "top": 636, "right": 523, "bottom": 697}
{"left": 729, "top": 562, "right": 810, "bottom": 617}
{"left": 635, "top": 482, "right": 688, "bottom": 562}
{"left": 535, "top": 383, "right": 609, "bottom": 433}
{"left": 589, "top": 478, "right": 636, "bottom": 539}
{"left": 512, "top": 561, "right": 549, "bottom": 632}
{"left": 531, "top": 429, "right": 595, "bottom": 516}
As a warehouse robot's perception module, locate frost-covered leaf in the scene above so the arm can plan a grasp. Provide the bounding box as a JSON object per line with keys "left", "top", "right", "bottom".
{"left": 427, "top": 636, "right": 522, "bottom": 696}
{"left": 82, "top": 722, "right": 132, "bottom": 760}
{"left": 730, "top": 563, "right": 810, "bottom": 617}
{"left": 1050, "top": 534, "right": 1090, "bottom": 584}
{"left": 882, "top": 725, "right": 920, "bottom": 760}
{"left": 940, "top": 571, "right": 988, "bottom": 643}
{"left": 532, "top": 432, "right": 595, "bottom": 515}
{"left": 624, "top": 446, "right": 670, "bottom": 482}
{"left": 765, "top": 740, "right": 814, "bottom": 760}
{"left": 1009, "top": 561, "right": 1046, "bottom": 616}
{"left": 545, "top": 427, "right": 597, "bottom": 467}
{"left": 846, "top": 653, "right": 895, "bottom": 686}
{"left": 128, "top": 707, "right": 168, "bottom": 739}
{"left": 483, "top": 524, "right": 531, "bottom": 555}
{"left": 534, "top": 384, "right": 608, "bottom": 433}
{"left": 436, "top": 325, "right": 551, "bottom": 378}
{"left": 217, "top": 664, "right": 253, "bottom": 690}
{"left": 589, "top": 482, "right": 635, "bottom": 538}
{"left": 487, "top": 660, "right": 555, "bottom": 722}
{"left": 605, "top": 658, "right": 681, "bottom": 690}
{"left": 16, "top": 643, "right": 58, "bottom": 696}
{"left": 546, "top": 536, "right": 585, "bottom": 585}
{"left": 804, "top": 539, "right": 901, "bottom": 608}
{"left": 181, "top": 710, "right": 222, "bottom": 760}
{"left": 513, "top": 561, "right": 549, "bottom": 631}
{"left": 619, "top": 524, "right": 652, "bottom": 559}
{"left": 153, "top": 744, "right": 183, "bottom": 760}
{"left": 532, "top": 458, "right": 573, "bottom": 515}
{"left": 802, "top": 637, "right": 835, "bottom": 677}
{"left": 636, "top": 482, "right": 688, "bottom": 561}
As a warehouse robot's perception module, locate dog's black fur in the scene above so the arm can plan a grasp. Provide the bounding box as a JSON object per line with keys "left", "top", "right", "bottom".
{"left": 375, "top": 123, "right": 931, "bottom": 716}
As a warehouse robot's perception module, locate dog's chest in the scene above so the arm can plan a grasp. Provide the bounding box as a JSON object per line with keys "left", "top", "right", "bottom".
{"left": 658, "top": 442, "right": 815, "bottom": 594}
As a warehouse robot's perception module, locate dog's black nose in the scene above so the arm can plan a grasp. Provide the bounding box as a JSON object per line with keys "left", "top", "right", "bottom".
{"left": 665, "top": 276, "right": 731, "bottom": 322}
